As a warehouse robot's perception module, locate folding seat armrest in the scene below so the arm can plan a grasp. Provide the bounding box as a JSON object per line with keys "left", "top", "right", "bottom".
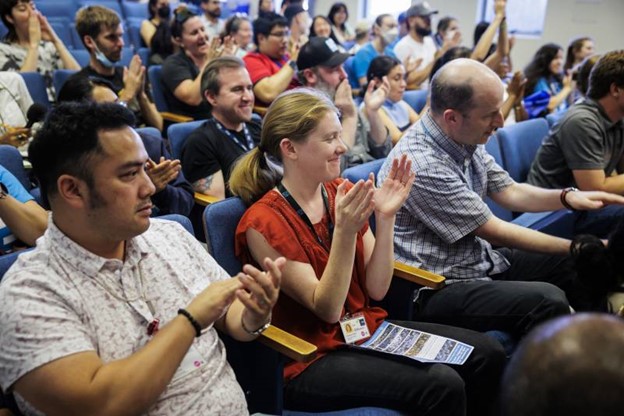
{"left": 393, "top": 261, "right": 446, "bottom": 290}
{"left": 161, "top": 112, "right": 193, "bottom": 124}
{"left": 194, "top": 193, "right": 221, "bottom": 206}
{"left": 259, "top": 325, "right": 318, "bottom": 363}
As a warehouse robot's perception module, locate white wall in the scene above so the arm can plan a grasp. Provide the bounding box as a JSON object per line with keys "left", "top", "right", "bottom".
{"left": 311, "top": 0, "right": 624, "bottom": 70}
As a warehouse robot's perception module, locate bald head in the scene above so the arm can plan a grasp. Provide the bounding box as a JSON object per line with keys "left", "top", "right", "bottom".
{"left": 430, "top": 58, "right": 503, "bottom": 116}
{"left": 502, "top": 313, "right": 624, "bottom": 416}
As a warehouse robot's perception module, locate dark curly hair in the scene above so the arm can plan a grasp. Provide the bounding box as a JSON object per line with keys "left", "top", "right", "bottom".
{"left": 523, "top": 43, "right": 563, "bottom": 98}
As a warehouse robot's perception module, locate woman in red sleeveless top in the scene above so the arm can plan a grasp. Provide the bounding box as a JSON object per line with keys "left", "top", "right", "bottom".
{"left": 231, "top": 88, "right": 505, "bottom": 415}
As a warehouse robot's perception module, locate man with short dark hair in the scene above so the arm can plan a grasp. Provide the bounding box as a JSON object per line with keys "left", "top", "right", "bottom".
{"left": 501, "top": 313, "right": 624, "bottom": 416}
{"left": 527, "top": 50, "right": 624, "bottom": 237}
{"left": 353, "top": 14, "right": 398, "bottom": 88}
{"left": 199, "top": 0, "right": 225, "bottom": 40}
{"left": 75, "top": 5, "right": 162, "bottom": 131}
{"left": 378, "top": 58, "right": 624, "bottom": 336}
{"left": 297, "top": 36, "right": 392, "bottom": 169}
{"left": 0, "top": 102, "right": 283, "bottom": 415}
{"left": 243, "top": 13, "right": 301, "bottom": 112}
{"left": 182, "top": 56, "right": 260, "bottom": 199}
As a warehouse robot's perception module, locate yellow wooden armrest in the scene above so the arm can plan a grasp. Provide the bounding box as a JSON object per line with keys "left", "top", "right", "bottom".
{"left": 252, "top": 106, "right": 267, "bottom": 117}
{"left": 393, "top": 260, "right": 446, "bottom": 290}
{"left": 161, "top": 111, "right": 193, "bottom": 123}
{"left": 259, "top": 325, "right": 317, "bottom": 363}
{"left": 194, "top": 192, "right": 221, "bottom": 206}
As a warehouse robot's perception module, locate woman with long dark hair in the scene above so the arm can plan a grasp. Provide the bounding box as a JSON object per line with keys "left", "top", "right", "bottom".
{"left": 328, "top": 2, "right": 354, "bottom": 44}
{"left": 523, "top": 43, "right": 572, "bottom": 116}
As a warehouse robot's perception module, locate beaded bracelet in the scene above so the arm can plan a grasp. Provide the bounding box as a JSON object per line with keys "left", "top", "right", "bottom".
{"left": 178, "top": 308, "right": 202, "bottom": 337}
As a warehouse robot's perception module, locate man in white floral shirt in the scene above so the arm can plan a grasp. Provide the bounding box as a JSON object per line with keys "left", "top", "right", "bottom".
{"left": 0, "top": 101, "right": 283, "bottom": 415}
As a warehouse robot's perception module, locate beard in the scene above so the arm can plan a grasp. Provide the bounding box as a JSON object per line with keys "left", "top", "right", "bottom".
{"left": 314, "top": 77, "right": 337, "bottom": 101}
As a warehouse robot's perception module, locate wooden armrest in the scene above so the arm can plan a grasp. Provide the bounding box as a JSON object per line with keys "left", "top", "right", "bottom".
{"left": 259, "top": 325, "right": 317, "bottom": 363}
{"left": 194, "top": 192, "right": 220, "bottom": 206}
{"left": 252, "top": 106, "right": 267, "bottom": 117}
{"left": 393, "top": 261, "right": 446, "bottom": 290}
{"left": 161, "top": 112, "right": 193, "bottom": 123}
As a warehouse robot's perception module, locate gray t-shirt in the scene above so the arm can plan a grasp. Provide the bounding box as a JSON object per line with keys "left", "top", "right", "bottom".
{"left": 527, "top": 99, "right": 624, "bottom": 189}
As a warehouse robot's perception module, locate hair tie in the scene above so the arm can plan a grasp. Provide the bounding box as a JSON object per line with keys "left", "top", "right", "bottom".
{"left": 264, "top": 152, "right": 284, "bottom": 176}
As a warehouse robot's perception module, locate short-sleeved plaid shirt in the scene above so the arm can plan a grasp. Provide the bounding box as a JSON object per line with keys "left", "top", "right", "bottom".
{"left": 378, "top": 113, "right": 515, "bottom": 283}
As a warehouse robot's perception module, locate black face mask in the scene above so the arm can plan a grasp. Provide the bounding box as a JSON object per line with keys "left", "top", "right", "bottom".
{"left": 415, "top": 27, "right": 432, "bottom": 37}
{"left": 157, "top": 5, "right": 171, "bottom": 19}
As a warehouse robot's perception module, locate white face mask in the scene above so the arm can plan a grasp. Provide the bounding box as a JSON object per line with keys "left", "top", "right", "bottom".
{"left": 381, "top": 27, "right": 399, "bottom": 44}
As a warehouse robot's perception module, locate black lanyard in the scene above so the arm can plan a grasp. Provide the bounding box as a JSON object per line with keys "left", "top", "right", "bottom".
{"left": 211, "top": 118, "right": 255, "bottom": 152}
{"left": 277, "top": 182, "right": 334, "bottom": 252}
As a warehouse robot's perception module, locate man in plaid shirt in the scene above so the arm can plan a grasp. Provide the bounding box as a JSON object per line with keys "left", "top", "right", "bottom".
{"left": 379, "top": 58, "right": 624, "bottom": 337}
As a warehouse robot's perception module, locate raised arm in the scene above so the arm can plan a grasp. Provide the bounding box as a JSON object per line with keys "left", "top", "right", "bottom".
{"left": 38, "top": 13, "right": 80, "bottom": 70}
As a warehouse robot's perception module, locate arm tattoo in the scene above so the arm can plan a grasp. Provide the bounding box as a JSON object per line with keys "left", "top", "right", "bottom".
{"left": 193, "top": 174, "right": 216, "bottom": 193}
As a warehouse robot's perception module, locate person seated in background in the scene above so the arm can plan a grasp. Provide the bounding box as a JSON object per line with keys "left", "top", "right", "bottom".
{"left": 348, "top": 20, "right": 370, "bottom": 55}
{"left": 309, "top": 15, "right": 344, "bottom": 52}
{"left": 162, "top": 7, "right": 235, "bottom": 120}
{"left": 0, "top": 71, "right": 31, "bottom": 147}
{"left": 432, "top": 16, "right": 460, "bottom": 50}
{"left": 364, "top": 55, "right": 420, "bottom": 144}
{"left": 0, "top": 0, "right": 80, "bottom": 101}
{"left": 199, "top": 0, "right": 225, "bottom": 40}
{"left": 230, "top": 88, "right": 506, "bottom": 416}
{"left": 243, "top": 13, "right": 300, "bottom": 113}
{"left": 564, "top": 36, "right": 595, "bottom": 74}
{"left": 75, "top": 5, "right": 163, "bottom": 131}
{"left": 181, "top": 57, "right": 260, "bottom": 200}
{"left": 379, "top": 59, "right": 624, "bottom": 337}
{"left": 222, "top": 14, "right": 255, "bottom": 58}
{"left": 143, "top": 0, "right": 176, "bottom": 65}
{"left": 573, "top": 53, "right": 600, "bottom": 101}
{"left": 257, "top": 0, "right": 275, "bottom": 19}
{"left": 523, "top": 43, "right": 573, "bottom": 117}
{"left": 327, "top": 2, "right": 354, "bottom": 45}
{"left": 501, "top": 313, "right": 624, "bottom": 416}
{"left": 297, "top": 36, "right": 392, "bottom": 169}
{"left": 0, "top": 101, "right": 283, "bottom": 415}
{"left": 0, "top": 164, "right": 47, "bottom": 253}
{"left": 57, "top": 74, "right": 194, "bottom": 217}
{"left": 527, "top": 50, "right": 624, "bottom": 238}
{"left": 353, "top": 13, "right": 398, "bottom": 89}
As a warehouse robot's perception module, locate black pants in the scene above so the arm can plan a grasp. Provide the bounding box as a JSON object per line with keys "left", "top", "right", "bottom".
{"left": 284, "top": 321, "right": 506, "bottom": 416}
{"left": 417, "top": 249, "right": 594, "bottom": 338}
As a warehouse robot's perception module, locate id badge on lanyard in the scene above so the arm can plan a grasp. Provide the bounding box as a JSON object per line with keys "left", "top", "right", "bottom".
{"left": 339, "top": 312, "right": 371, "bottom": 344}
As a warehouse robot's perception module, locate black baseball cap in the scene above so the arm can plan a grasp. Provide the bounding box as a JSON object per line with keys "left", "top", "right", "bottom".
{"left": 297, "top": 37, "right": 351, "bottom": 70}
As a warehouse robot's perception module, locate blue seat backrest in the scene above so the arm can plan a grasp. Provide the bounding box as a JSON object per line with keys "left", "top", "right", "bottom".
{"left": 158, "top": 213, "right": 193, "bottom": 234}
{"left": 496, "top": 118, "right": 549, "bottom": 183}
{"left": 167, "top": 120, "right": 205, "bottom": 160}
{"left": 20, "top": 72, "right": 50, "bottom": 108}
{"left": 342, "top": 158, "right": 385, "bottom": 183}
{"left": 483, "top": 135, "right": 513, "bottom": 221}
{"left": 48, "top": 18, "right": 74, "bottom": 49}
{"left": 79, "top": 0, "right": 124, "bottom": 18}
{"left": 122, "top": 0, "right": 149, "bottom": 19}
{"left": 37, "top": 1, "right": 78, "bottom": 19}
{"left": 136, "top": 126, "right": 161, "bottom": 138}
{"left": 69, "top": 49, "right": 91, "bottom": 67}
{"left": 148, "top": 65, "right": 168, "bottom": 112}
{"left": 403, "top": 90, "right": 428, "bottom": 113}
{"left": 203, "top": 197, "right": 246, "bottom": 276}
{"left": 0, "top": 145, "right": 31, "bottom": 190}
{"left": 52, "top": 69, "right": 78, "bottom": 99}
{"left": 126, "top": 19, "right": 143, "bottom": 50}
{"left": 546, "top": 109, "right": 567, "bottom": 127}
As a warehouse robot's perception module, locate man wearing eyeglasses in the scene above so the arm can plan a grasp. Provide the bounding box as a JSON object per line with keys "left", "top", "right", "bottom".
{"left": 243, "top": 13, "right": 301, "bottom": 113}
{"left": 199, "top": 0, "right": 225, "bottom": 41}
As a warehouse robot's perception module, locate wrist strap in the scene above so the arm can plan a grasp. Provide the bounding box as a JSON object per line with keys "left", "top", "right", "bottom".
{"left": 178, "top": 308, "right": 202, "bottom": 337}
{"left": 560, "top": 187, "right": 578, "bottom": 211}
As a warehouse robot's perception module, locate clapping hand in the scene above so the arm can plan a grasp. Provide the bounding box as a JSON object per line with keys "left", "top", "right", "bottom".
{"left": 364, "top": 76, "right": 390, "bottom": 112}
{"left": 373, "top": 155, "right": 415, "bottom": 217}
{"left": 335, "top": 179, "right": 375, "bottom": 235}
